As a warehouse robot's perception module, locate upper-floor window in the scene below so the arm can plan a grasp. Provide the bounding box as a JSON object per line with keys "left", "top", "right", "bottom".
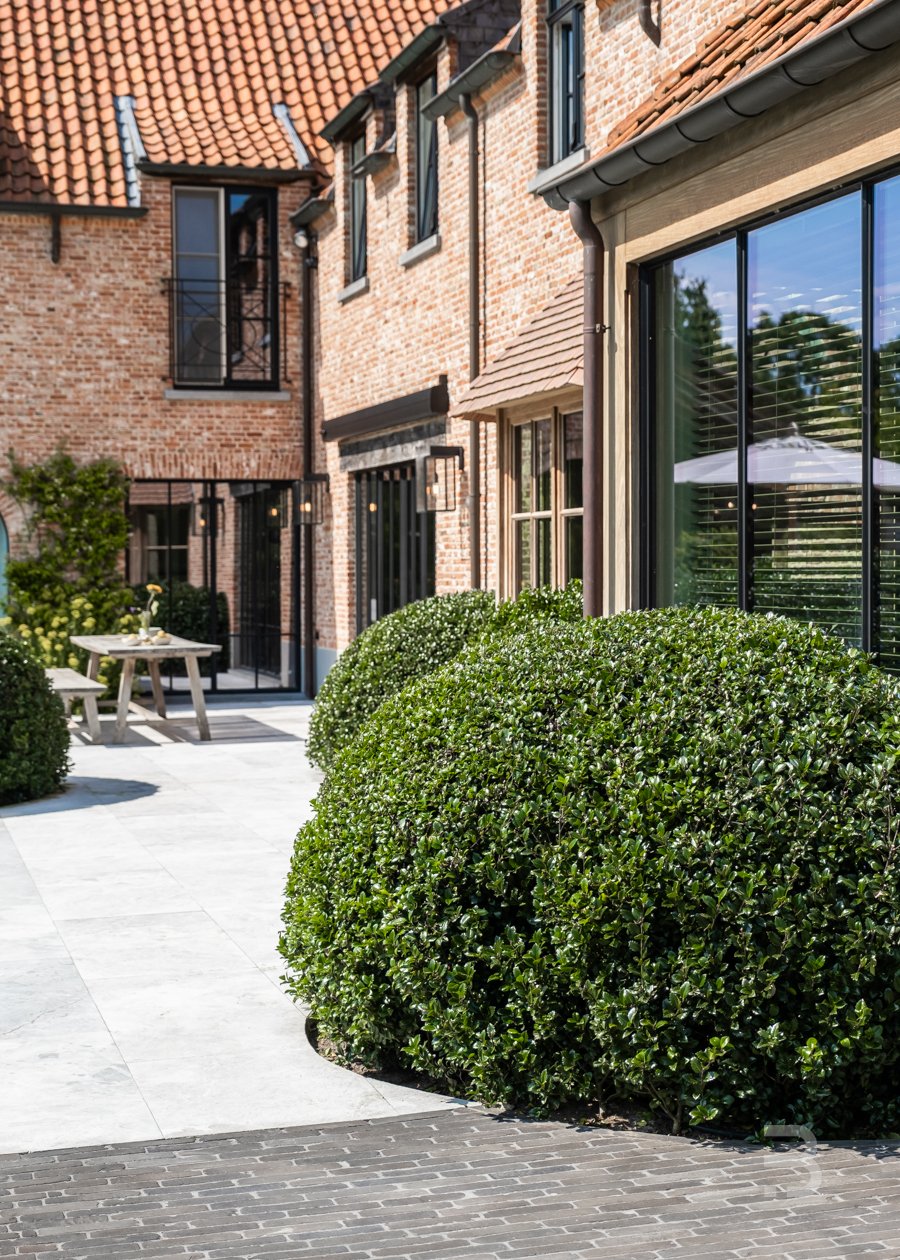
{"left": 169, "top": 186, "right": 281, "bottom": 389}
{"left": 415, "top": 72, "right": 439, "bottom": 241}
{"left": 349, "top": 132, "right": 368, "bottom": 282}
{"left": 548, "top": 0, "right": 584, "bottom": 164}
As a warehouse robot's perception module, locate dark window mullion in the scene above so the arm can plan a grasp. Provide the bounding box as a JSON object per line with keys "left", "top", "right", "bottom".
{"left": 737, "top": 230, "right": 751, "bottom": 612}
{"left": 862, "top": 183, "right": 875, "bottom": 655}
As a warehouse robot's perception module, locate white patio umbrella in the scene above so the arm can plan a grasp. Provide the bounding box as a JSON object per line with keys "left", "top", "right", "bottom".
{"left": 674, "top": 427, "right": 900, "bottom": 488}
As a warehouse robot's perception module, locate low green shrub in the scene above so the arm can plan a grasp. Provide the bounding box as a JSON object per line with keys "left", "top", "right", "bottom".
{"left": 282, "top": 606, "right": 900, "bottom": 1137}
{"left": 306, "top": 589, "right": 497, "bottom": 771}
{"left": 490, "top": 579, "right": 583, "bottom": 636}
{"left": 0, "top": 631, "right": 71, "bottom": 804}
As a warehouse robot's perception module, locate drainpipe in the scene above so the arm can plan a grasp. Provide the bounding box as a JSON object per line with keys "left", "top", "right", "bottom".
{"left": 300, "top": 228, "right": 318, "bottom": 697}
{"left": 568, "top": 200, "right": 605, "bottom": 619}
{"left": 460, "top": 92, "right": 482, "bottom": 589}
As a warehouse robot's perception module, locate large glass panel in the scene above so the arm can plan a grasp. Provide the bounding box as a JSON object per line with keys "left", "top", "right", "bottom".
{"left": 515, "top": 519, "right": 531, "bottom": 592}
{"left": 536, "top": 517, "right": 552, "bottom": 587}
{"left": 535, "top": 418, "right": 552, "bottom": 511}
{"left": 226, "top": 190, "right": 274, "bottom": 383}
{"left": 514, "top": 424, "right": 532, "bottom": 513}
{"left": 564, "top": 515, "right": 583, "bottom": 583}
{"left": 416, "top": 73, "right": 438, "bottom": 241}
{"left": 748, "top": 194, "right": 862, "bottom": 642}
{"left": 874, "top": 176, "right": 900, "bottom": 671}
{"left": 350, "top": 133, "right": 367, "bottom": 281}
{"left": 173, "top": 189, "right": 223, "bottom": 383}
{"left": 655, "top": 239, "right": 739, "bottom": 607}
{"left": 563, "top": 413, "right": 583, "bottom": 508}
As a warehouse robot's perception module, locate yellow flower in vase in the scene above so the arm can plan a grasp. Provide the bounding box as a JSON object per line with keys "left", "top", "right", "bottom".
{"left": 141, "top": 583, "right": 164, "bottom": 635}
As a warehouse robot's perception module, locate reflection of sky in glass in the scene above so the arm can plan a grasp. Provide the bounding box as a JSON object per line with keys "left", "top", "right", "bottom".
{"left": 674, "top": 239, "right": 738, "bottom": 346}
{"left": 749, "top": 194, "right": 862, "bottom": 331}
{"left": 875, "top": 174, "right": 900, "bottom": 350}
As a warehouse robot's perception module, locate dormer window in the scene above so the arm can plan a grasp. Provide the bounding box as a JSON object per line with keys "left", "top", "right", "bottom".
{"left": 548, "top": 0, "right": 584, "bottom": 163}
{"left": 349, "top": 132, "right": 368, "bottom": 282}
{"left": 169, "top": 186, "right": 281, "bottom": 389}
{"left": 415, "top": 71, "right": 439, "bottom": 241}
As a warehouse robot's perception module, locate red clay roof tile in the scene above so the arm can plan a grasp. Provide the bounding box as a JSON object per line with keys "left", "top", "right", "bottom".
{"left": 0, "top": 0, "right": 456, "bottom": 207}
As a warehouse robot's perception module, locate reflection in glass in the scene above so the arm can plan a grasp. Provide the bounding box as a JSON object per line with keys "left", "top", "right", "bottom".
{"left": 748, "top": 193, "right": 862, "bottom": 643}
{"left": 655, "top": 240, "right": 739, "bottom": 607}
{"left": 535, "top": 419, "right": 551, "bottom": 512}
{"left": 875, "top": 176, "right": 900, "bottom": 671}
{"left": 515, "top": 425, "right": 532, "bottom": 513}
{"left": 563, "top": 413, "right": 583, "bottom": 509}
{"left": 565, "top": 514, "right": 583, "bottom": 583}
{"left": 515, "top": 519, "right": 532, "bottom": 591}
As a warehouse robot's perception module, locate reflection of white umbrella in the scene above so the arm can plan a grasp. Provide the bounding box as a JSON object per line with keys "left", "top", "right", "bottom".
{"left": 674, "top": 429, "right": 900, "bottom": 488}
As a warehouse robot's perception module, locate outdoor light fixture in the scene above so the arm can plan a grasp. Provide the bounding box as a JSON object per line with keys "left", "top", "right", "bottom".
{"left": 192, "top": 494, "right": 225, "bottom": 537}
{"left": 266, "top": 488, "right": 290, "bottom": 529}
{"left": 416, "top": 446, "right": 464, "bottom": 513}
{"left": 295, "top": 474, "right": 330, "bottom": 526}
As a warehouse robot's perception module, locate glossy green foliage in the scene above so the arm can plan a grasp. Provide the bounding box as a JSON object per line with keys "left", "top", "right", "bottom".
{"left": 0, "top": 631, "right": 71, "bottom": 805}
{"left": 306, "top": 590, "right": 497, "bottom": 771}
{"left": 282, "top": 606, "right": 900, "bottom": 1136}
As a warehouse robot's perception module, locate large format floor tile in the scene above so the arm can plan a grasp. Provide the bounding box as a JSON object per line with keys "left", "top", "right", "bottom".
{"left": 0, "top": 699, "right": 454, "bottom": 1155}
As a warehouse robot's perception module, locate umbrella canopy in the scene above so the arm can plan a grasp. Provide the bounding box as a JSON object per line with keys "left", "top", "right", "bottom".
{"left": 674, "top": 430, "right": 900, "bottom": 488}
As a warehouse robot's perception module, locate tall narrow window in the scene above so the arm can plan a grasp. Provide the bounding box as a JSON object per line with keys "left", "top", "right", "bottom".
{"left": 509, "top": 411, "right": 583, "bottom": 593}
{"left": 416, "top": 72, "right": 439, "bottom": 242}
{"left": 349, "top": 132, "right": 367, "bottom": 282}
{"left": 171, "top": 186, "right": 278, "bottom": 388}
{"left": 548, "top": 0, "right": 584, "bottom": 164}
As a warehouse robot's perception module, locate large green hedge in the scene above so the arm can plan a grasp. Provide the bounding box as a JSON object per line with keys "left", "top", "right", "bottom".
{"left": 307, "top": 590, "right": 497, "bottom": 771}
{"left": 0, "top": 631, "right": 71, "bottom": 805}
{"left": 282, "top": 606, "right": 900, "bottom": 1137}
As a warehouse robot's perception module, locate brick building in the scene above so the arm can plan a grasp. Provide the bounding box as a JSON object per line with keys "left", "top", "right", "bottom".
{"left": 3, "top": 0, "right": 900, "bottom": 690}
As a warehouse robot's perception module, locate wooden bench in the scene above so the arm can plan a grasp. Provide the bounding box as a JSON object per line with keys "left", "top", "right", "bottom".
{"left": 45, "top": 667, "right": 105, "bottom": 743}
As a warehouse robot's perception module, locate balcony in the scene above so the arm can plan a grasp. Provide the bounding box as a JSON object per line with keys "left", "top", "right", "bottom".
{"left": 164, "top": 278, "right": 291, "bottom": 390}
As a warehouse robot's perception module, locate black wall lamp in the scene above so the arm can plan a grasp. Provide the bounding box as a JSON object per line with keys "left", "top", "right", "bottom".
{"left": 295, "top": 474, "right": 330, "bottom": 526}
{"left": 192, "top": 493, "right": 225, "bottom": 537}
{"left": 417, "top": 446, "right": 465, "bottom": 513}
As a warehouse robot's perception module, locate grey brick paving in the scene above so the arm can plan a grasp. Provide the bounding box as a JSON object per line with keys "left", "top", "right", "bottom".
{"left": 2, "top": 1108, "right": 899, "bottom": 1260}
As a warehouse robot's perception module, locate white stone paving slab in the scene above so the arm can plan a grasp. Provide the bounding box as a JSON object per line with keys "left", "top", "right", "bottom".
{"left": 0, "top": 698, "right": 456, "bottom": 1155}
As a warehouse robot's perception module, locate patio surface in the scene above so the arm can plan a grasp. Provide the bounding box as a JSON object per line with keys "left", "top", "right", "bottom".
{"left": 0, "top": 697, "right": 456, "bottom": 1156}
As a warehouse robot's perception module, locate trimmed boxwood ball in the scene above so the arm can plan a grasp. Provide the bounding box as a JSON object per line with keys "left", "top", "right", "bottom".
{"left": 306, "top": 589, "right": 497, "bottom": 771}
{"left": 0, "top": 631, "right": 71, "bottom": 805}
{"left": 282, "top": 607, "right": 900, "bottom": 1136}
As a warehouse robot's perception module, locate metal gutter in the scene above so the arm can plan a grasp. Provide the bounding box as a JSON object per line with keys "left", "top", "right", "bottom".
{"left": 0, "top": 200, "right": 147, "bottom": 219}
{"left": 379, "top": 24, "right": 445, "bottom": 85}
{"left": 137, "top": 160, "right": 307, "bottom": 183}
{"left": 320, "top": 90, "right": 374, "bottom": 144}
{"left": 353, "top": 134, "right": 396, "bottom": 177}
{"left": 543, "top": 0, "right": 900, "bottom": 209}
{"left": 300, "top": 231, "right": 318, "bottom": 699}
{"left": 460, "top": 93, "right": 482, "bottom": 589}
{"left": 290, "top": 188, "right": 334, "bottom": 229}
{"left": 422, "top": 36, "right": 520, "bottom": 121}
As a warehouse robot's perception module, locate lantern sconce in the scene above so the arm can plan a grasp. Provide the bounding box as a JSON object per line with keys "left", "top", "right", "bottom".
{"left": 266, "top": 487, "right": 291, "bottom": 529}
{"left": 192, "top": 493, "right": 225, "bottom": 537}
{"left": 295, "top": 474, "right": 330, "bottom": 526}
{"left": 417, "top": 445, "right": 465, "bottom": 513}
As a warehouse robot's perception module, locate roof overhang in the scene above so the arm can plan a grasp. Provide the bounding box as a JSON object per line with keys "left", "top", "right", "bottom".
{"left": 137, "top": 160, "right": 309, "bottom": 183}
{"left": 323, "top": 377, "right": 449, "bottom": 442}
{"left": 320, "top": 90, "right": 374, "bottom": 145}
{"left": 290, "top": 186, "right": 334, "bottom": 228}
{"left": 0, "top": 200, "right": 147, "bottom": 219}
{"left": 422, "top": 36, "right": 520, "bottom": 121}
{"left": 379, "top": 24, "right": 445, "bottom": 86}
{"left": 542, "top": 0, "right": 900, "bottom": 209}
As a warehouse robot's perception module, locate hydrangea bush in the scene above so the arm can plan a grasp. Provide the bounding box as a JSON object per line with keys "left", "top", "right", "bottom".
{"left": 283, "top": 606, "right": 900, "bottom": 1137}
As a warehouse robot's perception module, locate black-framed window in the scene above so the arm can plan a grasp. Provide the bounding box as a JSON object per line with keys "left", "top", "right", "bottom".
{"left": 415, "top": 72, "right": 439, "bottom": 242}
{"left": 642, "top": 169, "right": 900, "bottom": 669}
{"left": 349, "top": 132, "right": 367, "bottom": 282}
{"left": 355, "top": 463, "right": 435, "bottom": 632}
{"left": 548, "top": 0, "right": 584, "bottom": 164}
{"left": 509, "top": 411, "right": 583, "bottom": 593}
{"left": 170, "top": 185, "right": 280, "bottom": 389}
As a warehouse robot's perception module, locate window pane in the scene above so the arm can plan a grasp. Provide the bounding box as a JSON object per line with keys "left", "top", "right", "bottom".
{"left": 874, "top": 175, "right": 900, "bottom": 671}
{"left": 174, "top": 189, "right": 223, "bottom": 383}
{"left": 350, "top": 133, "right": 367, "bottom": 281}
{"left": 565, "top": 515, "right": 583, "bottom": 583}
{"left": 655, "top": 240, "right": 739, "bottom": 607}
{"left": 514, "top": 424, "right": 532, "bottom": 513}
{"left": 226, "top": 191, "right": 273, "bottom": 382}
{"left": 174, "top": 190, "right": 220, "bottom": 261}
{"left": 535, "top": 419, "right": 551, "bottom": 511}
{"left": 748, "top": 194, "right": 862, "bottom": 643}
{"left": 417, "top": 73, "right": 438, "bottom": 240}
{"left": 536, "top": 518, "right": 552, "bottom": 587}
{"left": 515, "top": 519, "right": 531, "bottom": 591}
{"left": 563, "top": 412, "right": 583, "bottom": 508}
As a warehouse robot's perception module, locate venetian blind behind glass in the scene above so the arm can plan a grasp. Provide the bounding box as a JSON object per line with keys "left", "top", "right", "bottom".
{"left": 874, "top": 176, "right": 900, "bottom": 671}
{"left": 654, "top": 240, "right": 739, "bottom": 607}
{"left": 748, "top": 194, "right": 862, "bottom": 642}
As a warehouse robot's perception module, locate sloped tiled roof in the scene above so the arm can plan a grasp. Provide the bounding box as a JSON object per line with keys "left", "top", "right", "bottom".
{"left": 455, "top": 276, "right": 583, "bottom": 415}
{"left": 608, "top": 0, "right": 881, "bottom": 151}
{"left": 0, "top": 0, "right": 454, "bottom": 208}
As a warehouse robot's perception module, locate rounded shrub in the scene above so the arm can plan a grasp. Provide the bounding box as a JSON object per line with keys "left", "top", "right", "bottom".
{"left": 306, "top": 589, "right": 497, "bottom": 771}
{"left": 282, "top": 607, "right": 900, "bottom": 1137}
{"left": 0, "top": 631, "right": 71, "bottom": 805}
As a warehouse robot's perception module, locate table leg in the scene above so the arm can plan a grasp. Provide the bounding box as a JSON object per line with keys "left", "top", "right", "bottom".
{"left": 113, "top": 658, "right": 135, "bottom": 744}
{"left": 147, "top": 661, "right": 167, "bottom": 719}
{"left": 185, "top": 656, "right": 211, "bottom": 741}
{"left": 82, "top": 695, "right": 101, "bottom": 743}
{"left": 85, "top": 651, "right": 101, "bottom": 682}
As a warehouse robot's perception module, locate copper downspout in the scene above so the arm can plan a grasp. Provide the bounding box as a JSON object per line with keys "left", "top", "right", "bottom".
{"left": 568, "top": 200, "right": 605, "bottom": 619}
{"left": 460, "top": 92, "right": 482, "bottom": 589}
{"left": 301, "top": 230, "right": 318, "bottom": 697}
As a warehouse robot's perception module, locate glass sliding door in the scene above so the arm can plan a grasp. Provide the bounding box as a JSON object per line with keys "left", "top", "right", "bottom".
{"left": 748, "top": 194, "right": 863, "bottom": 642}
{"left": 653, "top": 241, "right": 739, "bottom": 608}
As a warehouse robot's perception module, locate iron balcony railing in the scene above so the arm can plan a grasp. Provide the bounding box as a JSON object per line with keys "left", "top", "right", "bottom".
{"left": 164, "top": 278, "right": 291, "bottom": 390}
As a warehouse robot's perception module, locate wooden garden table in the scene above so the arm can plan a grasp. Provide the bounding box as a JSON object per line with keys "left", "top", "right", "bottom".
{"left": 69, "top": 634, "right": 221, "bottom": 743}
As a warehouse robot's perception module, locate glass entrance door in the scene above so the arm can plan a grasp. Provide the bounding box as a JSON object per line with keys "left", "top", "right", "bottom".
{"left": 355, "top": 463, "right": 435, "bottom": 633}
{"left": 237, "top": 486, "right": 284, "bottom": 679}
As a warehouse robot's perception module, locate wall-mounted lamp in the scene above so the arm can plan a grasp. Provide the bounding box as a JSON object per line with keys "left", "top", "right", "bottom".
{"left": 295, "top": 474, "right": 330, "bottom": 526}
{"left": 266, "top": 488, "right": 291, "bottom": 529}
{"left": 192, "top": 494, "right": 225, "bottom": 537}
{"left": 416, "top": 446, "right": 465, "bottom": 513}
